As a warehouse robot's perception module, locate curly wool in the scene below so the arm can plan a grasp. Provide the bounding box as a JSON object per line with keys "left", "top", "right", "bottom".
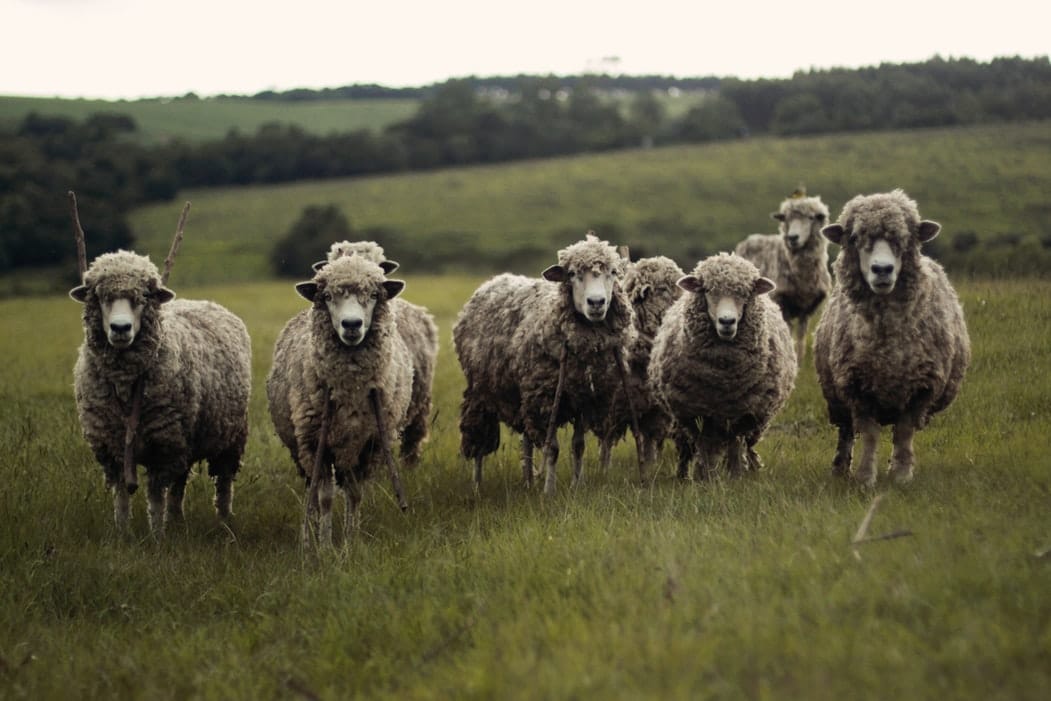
{"left": 599, "top": 256, "right": 684, "bottom": 453}
{"left": 454, "top": 235, "right": 634, "bottom": 463}
{"left": 650, "top": 253, "right": 796, "bottom": 462}
{"left": 267, "top": 256, "right": 412, "bottom": 485}
{"left": 325, "top": 240, "right": 386, "bottom": 264}
{"left": 735, "top": 195, "right": 831, "bottom": 322}
{"left": 73, "top": 251, "right": 251, "bottom": 491}
{"left": 814, "top": 190, "right": 970, "bottom": 429}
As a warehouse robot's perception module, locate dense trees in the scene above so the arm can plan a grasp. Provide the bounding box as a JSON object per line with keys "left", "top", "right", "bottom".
{"left": 2, "top": 56, "right": 1049, "bottom": 275}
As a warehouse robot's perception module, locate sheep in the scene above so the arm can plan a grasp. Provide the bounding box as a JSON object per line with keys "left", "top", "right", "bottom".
{"left": 597, "top": 255, "right": 685, "bottom": 470}
{"left": 266, "top": 255, "right": 413, "bottom": 545}
{"left": 735, "top": 190, "right": 831, "bottom": 360}
{"left": 650, "top": 253, "right": 797, "bottom": 480}
{"left": 813, "top": 190, "right": 970, "bottom": 487}
{"left": 70, "top": 251, "right": 251, "bottom": 535}
{"left": 453, "top": 232, "right": 636, "bottom": 495}
{"left": 314, "top": 240, "right": 438, "bottom": 467}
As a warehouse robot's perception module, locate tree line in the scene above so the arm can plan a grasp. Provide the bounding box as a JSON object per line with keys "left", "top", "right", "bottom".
{"left": 2, "top": 55, "right": 1049, "bottom": 274}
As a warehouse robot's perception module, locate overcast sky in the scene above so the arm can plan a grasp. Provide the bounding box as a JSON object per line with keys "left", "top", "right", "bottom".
{"left": 5, "top": 0, "right": 1049, "bottom": 100}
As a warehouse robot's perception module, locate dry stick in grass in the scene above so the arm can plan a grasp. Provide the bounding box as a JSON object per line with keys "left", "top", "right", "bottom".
{"left": 543, "top": 343, "right": 570, "bottom": 491}
{"left": 852, "top": 494, "right": 884, "bottom": 544}
{"left": 161, "top": 202, "right": 191, "bottom": 286}
{"left": 68, "top": 191, "right": 88, "bottom": 279}
{"left": 370, "top": 388, "right": 409, "bottom": 511}
{"left": 306, "top": 386, "right": 333, "bottom": 539}
{"left": 613, "top": 345, "right": 645, "bottom": 481}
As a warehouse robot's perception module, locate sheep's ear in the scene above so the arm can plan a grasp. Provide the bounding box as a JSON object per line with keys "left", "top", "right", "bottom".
{"left": 295, "top": 281, "right": 318, "bottom": 301}
{"left": 617, "top": 245, "right": 630, "bottom": 260}
{"left": 676, "top": 275, "right": 704, "bottom": 294}
{"left": 152, "top": 287, "right": 176, "bottom": 304}
{"left": 632, "top": 284, "right": 651, "bottom": 303}
{"left": 311, "top": 260, "right": 328, "bottom": 272}
{"left": 69, "top": 285, "right": 89, "bottom": 303}
{"left": 542, "top": 265, "right": 568, "bottom": 282}
{"left": 771, "top": 211, "right": 785, "bottom": 222}
{"left": 383, "top": 279, "right": 405, "bottom": 299}
{"left": 379, "top": 260, "right": 400, "bottom": 275}
{"left": 754, "top": 277, "right": 776, "bottom": 296}
{"left": 918, "top": 220, "right": 941, "bottom": 243}
{"left": 821, "top": 223, "right": 846, "bottom": 245}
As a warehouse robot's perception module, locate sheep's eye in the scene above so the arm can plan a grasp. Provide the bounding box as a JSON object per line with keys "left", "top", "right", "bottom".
{"left": 322, "top": 291, "right": 332, "bottom": 302}
{"left": 848, "top": 233, "right": 859, "bottom": 246}
{"left": 370, "top": 291, "right": 379, "bottom": 300}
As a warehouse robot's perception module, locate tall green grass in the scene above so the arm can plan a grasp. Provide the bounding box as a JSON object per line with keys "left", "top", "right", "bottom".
{"left": 1, "top": 276, "right": 1048, "bottom": 699}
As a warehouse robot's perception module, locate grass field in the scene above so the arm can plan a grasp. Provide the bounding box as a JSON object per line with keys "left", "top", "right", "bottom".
{"left": 0, "top": 95, "right": 419, "bottom": 143}
{"left": 1, "top": 274, "right": 1048, "bottom": 699}
{"left": 123, "top": 121, "right": 1051, "bottom": 286}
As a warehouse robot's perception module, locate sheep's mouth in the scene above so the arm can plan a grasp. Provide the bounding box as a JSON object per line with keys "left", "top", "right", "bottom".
{"left": 716, "top": 328, "right": 737, "bottom": 341}
{"left": 107, "top": 335, "right": 134, "bottom": 349}
{"left": 870, "top": 280, "right": 895, "bottom": 295}
{"left": 339, "top": 331, "right": 365, "bottom": 346}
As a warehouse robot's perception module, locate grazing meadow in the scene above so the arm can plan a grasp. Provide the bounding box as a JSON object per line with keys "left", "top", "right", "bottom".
{"left": 1, "top": 270, "right": 1048, "bottom": 699}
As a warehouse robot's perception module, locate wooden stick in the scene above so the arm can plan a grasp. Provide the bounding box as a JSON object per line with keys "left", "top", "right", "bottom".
{"left": 370, "top": 388, "right": 409, "bottom": 511}
{"left": 68, "top": 191, "right": 88, "bottom": 279}
{"left": 161, "top": 202, "right": 191, "bottom": 286}
{"left": 121, "top": 374, "right": 146, "bottom": 494}
{"left": 307, "top": 387, "right": 333, "bottom": 524}
{"left": 853, "top": 529, "right": 914, "bottom": 545}
{"left": 613, "top": 346, "right": 645, "bottom": 480}
{"left": 852, "top": 494, "right": 884, "bottom": 544}
{"left": 543, "top": 343, "right": 570, "bottom": 457}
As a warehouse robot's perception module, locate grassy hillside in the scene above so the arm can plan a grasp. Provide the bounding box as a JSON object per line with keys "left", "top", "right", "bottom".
{"left": 1, "top": 275, "right": 1048, "bottom": 699}
{"left": 0, "top": 95, "right": 419, "bottom": 142}
{"left": 123, "top": 121, "right": 1051, "bottom": 286}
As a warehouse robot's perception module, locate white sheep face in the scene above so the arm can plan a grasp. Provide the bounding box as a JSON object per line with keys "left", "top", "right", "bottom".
{"left": 859, "top": 239, "right": 901, "bottom": 295}
{"left": 571, "top": 267, "right": 616, "bottom": 322}
{"left": 706, "top": 293, "right": 746, "bottom": 341}
{"left": 323, "top": 287, "right": 379, "bottom": 346}
{"left": 101, "top": 296, "right": 144, "bottom": 349}
{"left": 784, "top": 215, "right": 815, "bottom": 251}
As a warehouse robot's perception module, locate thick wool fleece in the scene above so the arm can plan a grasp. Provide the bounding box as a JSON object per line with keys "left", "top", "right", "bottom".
{"left": 73, "top": 251, "right": 251, "bottom": 488}
{"left": 650, "top": 254, "right": 796, "bottom": 446}
{"left": 454, "top": 236, "right": 634, "bottom": 460}
{"left": 392, "top": 298, "right": 438, "bottom": 463}
{"left": 326, "top": 240, "right": 386, "bottom": 264}
{"left": 814, "top": 190, "right": 970, "bottom": 429}
{"left": 735, "top": 195, "right": 831, "bottom": 322}
{"left": 601, "top": 256, "right": 684, "bottom": 448}
{"left": 267, "top": 256, "right": 412, "bottom": 484}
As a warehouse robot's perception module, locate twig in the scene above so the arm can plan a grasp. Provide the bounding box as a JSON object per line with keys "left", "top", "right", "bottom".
{"left": 121, "top": 375, "right": 146, "bottom": 494}
{"left": 161, "top": 201, "right": 191, "bottom": 286}
{"left": 853, "top": 529, "right": 914, "bottom": 545}
{"left": 68, "top": 191, "right": 88, "bottom": 279}
{"left": 371, "top": 388, "right": 408, "bottom": 511}
{"left": 852, "top": 494, "right": 884, "bottom": 544}
{"left": 613, "top": 346, "right": 644, "bottom": 480}
{"left": 544, "top": 343, "right": 570, "bottom": 458}
{"left": 306, "top": 387, "right": 333, "bottom": 530}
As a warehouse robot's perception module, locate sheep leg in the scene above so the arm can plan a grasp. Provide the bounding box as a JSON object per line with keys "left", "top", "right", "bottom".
{"left": 542, "top": 343, "right": 569, "bottom": 496}
{"left": 370, "top": 388, "right": 409, "bottom": 511}
{"left": 795, "top": 317, "right": 809, "bottom": 361}
{"left": 209, "top": 447, "right": 241, "bottom": 520}
{"left": 571, "top": 422, "right": 586, "bottom": 487}
{"left": 120, "top": 375, "right": 146, "bottom": 495}
{"left": 726, "top": 436, "right": 745, "bottom": 477}
{"left": 599, "top": 435, "right": 613, "bottom": 473}
{"left": 744, "top": 433, "right": 764, "bottom": 472}
{"left": 854, "top": 416, "right": 881, "bottom": 488}
{"left": 674, "top": 425, "right": 698, "bottom": 480}
{"left": 831, "top": 422, "right": 854, "bottom": 477}
{"left": 317, "top": 474, "right": 335, "bottom": 547}
{"left": 342, "top": 478, "right": 362, "bottom": 543}
{"left": 520, "top": 437, "right": 533, "bottom": 487}
{"left": 165, "top": 471, "right": 188, "bottom": 524}
{"left": 146, "top": 475, "right": 166, "bottom": 538}
{"left": 113, "top": 483, "right": 131, "bottom": 532}
{"left": 304, "top": 389, "right": 332, "bottom": 548}
{"left": 473, "top": 456, "right": 485, "bottom": 491}
{"left": 890, "top": 420, "right": 917, "bottom": 484}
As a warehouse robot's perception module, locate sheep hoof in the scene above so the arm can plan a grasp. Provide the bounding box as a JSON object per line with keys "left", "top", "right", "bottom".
{"left": 853, "top": 471, "right": 877, "bottom": 489}
{"left": 890, "top": 463, "right": 915, "bottom": 485}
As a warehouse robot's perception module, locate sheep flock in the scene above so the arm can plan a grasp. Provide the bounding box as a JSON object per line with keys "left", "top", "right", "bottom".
{"left": 68, "top": 187, "right": 972, "bottom": 543}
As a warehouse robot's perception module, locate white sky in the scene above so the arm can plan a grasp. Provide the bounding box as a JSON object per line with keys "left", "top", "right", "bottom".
{"left": 4, "top": 0, "right": 1050, "bottom": 100}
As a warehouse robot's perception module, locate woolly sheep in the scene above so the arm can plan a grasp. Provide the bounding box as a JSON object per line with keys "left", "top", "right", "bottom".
{"left": 453, "top": 233, "right": 635, "bottom": 495}
{"left": 735, "top": 192, "right": 831, "bottom": 360}
{"left": 650, "top": 253, "right": 797, "bottom": 479}
{"left": 315, "top": 240, "right": 438, "bottom": 466}
{"left": 70, "top": 251, "right": 251, "bottom": 535}
{"left": 267, "top": 255, "right": 413, "bottom": 545}
{"left": 597, "top": 255, "right": 685, "bottom": 469}
{"left": 813, "top": 190, "right": 970, "bottom": 487}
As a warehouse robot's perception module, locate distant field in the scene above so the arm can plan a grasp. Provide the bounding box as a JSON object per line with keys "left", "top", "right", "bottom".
{"left": 122, "top": 121, "right": 1051, "bottom": 286}
{"left": 0, "top": 95, "right": 419, "bottom": 142}
{"left": 1, "top": 275, "right": 1048, "bottom": 699}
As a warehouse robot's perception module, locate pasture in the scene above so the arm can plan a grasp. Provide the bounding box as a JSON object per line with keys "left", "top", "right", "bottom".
{"left": 1, "top": 274, "right": 1048, "bottom": 699}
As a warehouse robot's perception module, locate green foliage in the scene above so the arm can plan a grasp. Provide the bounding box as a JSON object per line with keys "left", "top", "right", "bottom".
{"left": 269, "top": 204, "right": 354, "bottom": 277}
{"left": 0, "top": 277, "right": 1049, "bottom": 699}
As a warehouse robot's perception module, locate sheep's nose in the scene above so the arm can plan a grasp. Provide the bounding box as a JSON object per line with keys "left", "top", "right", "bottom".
{"left": 718, "top": 316, "right": 736, "bottom": 327}
{"left": 586, "top": 296, "right": 606, "bottom": 308}
{"left": 871, "top": 263, "right": 894, "bottom": 276}
{"left": 110, "top": 322, "right": 132, "bottom": 334}
{"left": 787, "top": 234, "right": 799, "bottom": 244}
{"left": 342, "top": 318, "right": 363, "bottom": 331}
